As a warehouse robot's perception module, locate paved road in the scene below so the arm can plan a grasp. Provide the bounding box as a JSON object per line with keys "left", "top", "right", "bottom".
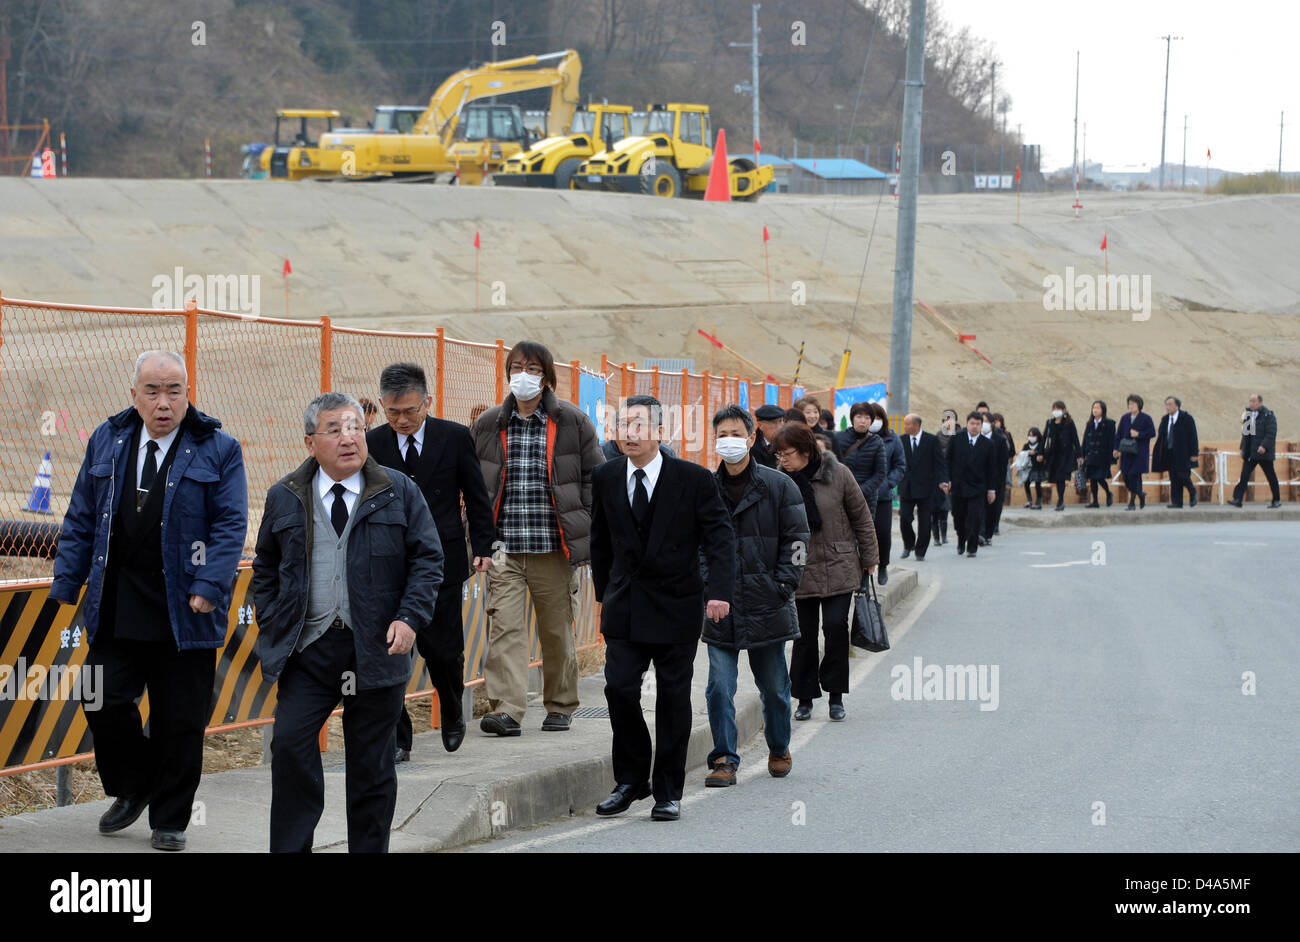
{"left": 465, "top": 520, "right": 1300, "bottom": 852}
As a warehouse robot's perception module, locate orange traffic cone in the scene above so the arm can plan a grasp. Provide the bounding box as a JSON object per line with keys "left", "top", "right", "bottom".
{"left": 703, "top": 129, "right": 732, "bottom": 202}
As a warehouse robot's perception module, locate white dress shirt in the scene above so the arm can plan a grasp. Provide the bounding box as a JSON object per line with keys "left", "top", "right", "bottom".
{"left": 397, "top": 423, "right": 425, "bottom": 463}
{"left": 137, "top": 426, "right": 180, "bottom": 485}
{"left": 626, "top": 449, "right": 664, "bottom": 505}
{"left": 317, "top": 468, "right": 362, "bottom": 517}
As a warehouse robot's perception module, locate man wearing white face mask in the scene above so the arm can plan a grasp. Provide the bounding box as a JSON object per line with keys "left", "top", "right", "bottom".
{"left": 701, "top": 405, "right": 809, "bottom": 786}
{"left": 470, "top": 341, "right": 604, "bottom": 736}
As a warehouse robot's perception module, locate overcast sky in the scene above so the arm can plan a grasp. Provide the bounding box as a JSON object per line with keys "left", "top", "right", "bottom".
{"left": 932, "top": 0, "right": 1298, "bottom": 173}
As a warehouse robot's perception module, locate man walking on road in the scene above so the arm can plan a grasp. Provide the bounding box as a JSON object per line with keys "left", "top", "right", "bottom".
{"left": 948, "top": 412, "right": 998, "bottom": 558}
{"left": 702, "top": 405, "right": 808, "bottom": 787}
{"left": 254, "top": 393, "right": 443, "bottom": 852}
{"left": 367, "top": 363, "right": 495, "bottom": 758}
{"left": 470, "top": 341, "right": 604, "bottom": 737}
{"left": 590, "top": 395, "right": 735, "bottom": 821}
{"left": 750, "top": 404, "right": 785, "bottom": 469}
{"left": 1230, "top": 393, "right": 1282, "bottom": 508}
{"left": 1152, "top": 396, "right": 1200, "bottom": 508}
{"left": 50, "top": 351, "right": 248, "bottom": 852}
{"left": 898, "top": 414, "right": 947, "bottom": 562}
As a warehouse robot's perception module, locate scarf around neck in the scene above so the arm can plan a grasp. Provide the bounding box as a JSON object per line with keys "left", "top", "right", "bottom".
{"left": 788, "top": 449, "right": 824, "bottom": 532}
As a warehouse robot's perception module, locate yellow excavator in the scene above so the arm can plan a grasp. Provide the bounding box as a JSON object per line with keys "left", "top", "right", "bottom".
{"left": 573, "top": 102, "right": 772, "bottom": 200}
{"left": 495, "top": 103, "right": 637, "bottom": 189}
{"left": 317, "top": 49, "right": 582, "bottom": 182}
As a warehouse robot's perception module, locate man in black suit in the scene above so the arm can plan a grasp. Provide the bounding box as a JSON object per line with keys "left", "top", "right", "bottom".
{"left": 1152, "top": 395, "right": 1200, "bottom": 508}
{"left": 948, "top": 411, "right": 998, "bottom": 558}
{"left": 750, "top": 404, "right": 785, "bottom": 468}
{"left": 898, "top": 414, "right": 948, "bottom": 562}
{"left": 590, "top": 394, "right": 736, "bottom": 821}
{"left": 367, "top": 363, "right": 495, "bottom": 757}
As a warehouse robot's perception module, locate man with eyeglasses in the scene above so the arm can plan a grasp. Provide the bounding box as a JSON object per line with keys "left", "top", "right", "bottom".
{"left": 366, "top": 362, "right": 494, "bottom": 757}
{"left": 50, "top": 351, "right": 248, "bottom": 851}
{"left": 470, "top": 341, "right": 603, "bottom": 736}
{"left": 254, "top": 392, "right": 443, "bottom": 852}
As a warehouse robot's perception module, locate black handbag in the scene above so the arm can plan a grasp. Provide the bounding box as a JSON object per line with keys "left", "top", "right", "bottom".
{"left": 1118, "top": 437, "right": 1139, "bottom": 455}
{"left": 850, "top": 574, "right": 889, "bottom": 652}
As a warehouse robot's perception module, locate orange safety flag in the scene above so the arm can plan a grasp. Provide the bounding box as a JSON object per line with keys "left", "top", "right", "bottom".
{"left": 282, "top": 258, "right": 291, "bottom": 277}
{"left": 474, "top": 231, "right": 481, "bottom": 249}
{"left": 1015, "top": 164, "right": 1020, "bottom": 182}
{"left": 1100, "top": 233, "right": 1107, "bottom": 251}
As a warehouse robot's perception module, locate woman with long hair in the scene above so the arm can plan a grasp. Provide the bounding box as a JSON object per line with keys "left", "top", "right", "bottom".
{"left": 1080, "top": 399, "right": 1117, "bottom": 507}
{"left": 931, "top": 409, "right": 958, "bottom": 544}
{"left": 1042, "top": 400, "right": 1080, "bottom": 511}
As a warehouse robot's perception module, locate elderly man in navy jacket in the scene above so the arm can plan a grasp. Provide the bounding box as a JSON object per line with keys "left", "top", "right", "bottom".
{"left": 50, "top": 351, "right": 248, "bottom": 852}
{"left": 254, "top": 392, "right": 443, "bottom": 853}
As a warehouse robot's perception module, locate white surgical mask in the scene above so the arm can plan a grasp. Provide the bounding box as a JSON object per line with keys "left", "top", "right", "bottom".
{"left": 509, "top": 371, "right": 543, "bottom": 401}
{"left": 1027, "top": 436, "right": 1038, "bottom": 445}
{"left": 868, "top": 419, "right": 883, "bottom": 433}
{"left": 715, "top": 437, "right": 750, "bottom": 464}
{"left": 981, "top": 422, "right": 992, "bottom": 435}
{"left": 1052, "top": 409, "right": 1063, "bottom": 419}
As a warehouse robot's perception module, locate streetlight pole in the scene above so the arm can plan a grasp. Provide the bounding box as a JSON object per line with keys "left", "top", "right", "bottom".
{"left": 728, "top": 4, "right": 762, "bottom": 154}
{"left": 1158, "top": 34, "right": 1182, "bottom": 190}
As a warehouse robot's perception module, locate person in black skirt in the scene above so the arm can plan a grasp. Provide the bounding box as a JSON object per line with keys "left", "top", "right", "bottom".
{"left": 1080, "top": 400, "right": 1117, "bottom": 507}
{"left": 1042, "top": 400, "right": 1080, "bottom": 511}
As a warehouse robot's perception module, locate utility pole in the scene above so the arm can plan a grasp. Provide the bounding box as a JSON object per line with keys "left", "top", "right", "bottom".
{"left": 1280, "top": 111, "right": 1285, "bottom": 174}
{"left": 729, "top": 4, "right": 762, "bottom": 154}
{"left": 1072, "top": 51, "right": 1081, "bottom": 216}
{"left": 889, "top": 0, "right": 928, "bottom": 418}
{"left": 990, "top": 62, "right": 996, "bottom": 130}
{"left": 1158, "top": 34, "right": 1182, "bottom": 190}
{"left": 1182, "top": 115, "right": 1187, "bottom": 188}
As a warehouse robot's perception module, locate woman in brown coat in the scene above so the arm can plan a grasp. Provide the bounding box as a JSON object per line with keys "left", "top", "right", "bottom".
{"left": 772, "top": 423, "right": 878, "bottom": 722}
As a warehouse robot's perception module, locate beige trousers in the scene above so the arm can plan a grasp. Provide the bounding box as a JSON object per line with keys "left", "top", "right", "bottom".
{"left": 483, "top": 549, "right": 580, "bottom": 722}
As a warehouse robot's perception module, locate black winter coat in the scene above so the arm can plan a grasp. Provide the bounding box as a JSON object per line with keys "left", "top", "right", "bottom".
{"left": 253, "top": 456, "right": 444, "bottom": 691}
{"left": 874, "top": 429, "right": 907, "bottom": 503}
{"left": 833, "top": 429, "right": 887, "bottom": 502}
{"left": 701, "top": 462, "right": 809, "bottom": 650}
{"left": 1080, "top": 417, "right": 1117, "bottom": 478}
{"left": 1240, "top": 406, "right": 1278, "bottom": 462}
{"left": 1043, "top": 416, "right": 1080, "bottom": 482}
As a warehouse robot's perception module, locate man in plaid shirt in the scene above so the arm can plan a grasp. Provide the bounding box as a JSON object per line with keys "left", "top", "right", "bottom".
{"left": 470, "top": 342, "right": 604, "bottom": 735}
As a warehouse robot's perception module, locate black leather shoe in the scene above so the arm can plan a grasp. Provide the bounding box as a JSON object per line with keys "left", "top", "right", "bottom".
{"left": 596, "top": 782, "right": 651, "bottom": 816}
{"left": 150, "top": 828, "right": 186, "bottom": 851}
{"left": 1190, "top": 493, "right": 1198, "bottom": 507}
{"left": 1106, "top": 492, "right": 1113, "bottom": 507}
{"left": 914, "top": 553, "right": 925, "bottom": 562}
{"left": 877, "top": 566, "right": 888, "bottom": 585}
{"left": 541, "top": 712, "right": 571, "bottom": 731}
{"left": 1228, "top": 498, "right": 1243, "bottom": 507}
{"left": 99, "top": 796, "right": 149, "bottom": 834}
{"left": 1086, "top": 500, "right": 1100, "bottom": 508}
{"left": 829, "top": 703, "right": 846, "bottom": 721}
{"left": 395, "top": 747, "right": 411, "bottom": 763}
{"left": 479, "top": 712, "right": 521, "bottom": 737}
{"left": 441, "top": 721, "right": 465, "bottom": 752}
{"left": 900, "top": 548, "right": 911, "bottom": 559}
{"left": 978, "top": 536, "right": 990, "bottom": 546}
{"left": 1269, "top": 500, "right": 1282, "bottom": 508}
{"left": 966, "top": 550, "right": 977, "bottom": 558}
{"left": 651, "top": 800, "right": 681, "bottom": 821}
{"left": 794, "top": 701, "right": 813, "bottom": 721}
{"left": 1167, "top": 503, "right": 1181, "bottom": 509}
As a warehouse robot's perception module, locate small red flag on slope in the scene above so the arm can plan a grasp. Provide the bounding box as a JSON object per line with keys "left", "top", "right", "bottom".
{"left": 1015, "top": 164, "right": 1020, "bottom": 182}
{"left": 762, "top": 224, "right": 770, "bottom": 242}
{"left": 1100, "top": 233, "right": 1107, "bottom": 251}
{"left": 754, "top": 138, "right": 761, "bottom": 154}
{"left": 473, "top": 231, "right": 481, "bottom": 249}
{"left": 282, "top": 258, "right": 291, "bottom": 277}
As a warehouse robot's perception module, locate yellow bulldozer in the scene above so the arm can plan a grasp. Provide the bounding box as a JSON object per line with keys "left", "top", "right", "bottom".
{"left": 572, "top": 103, "right": 772, "bottom": 200}
{"left": 495, "top": 103, "right": 638, "bottom": 189}
{"left": 254, "top": 109, "right": 342, "bottom": 181}
{"left": 317, "top": 49, "right": 582, "bottom": 182}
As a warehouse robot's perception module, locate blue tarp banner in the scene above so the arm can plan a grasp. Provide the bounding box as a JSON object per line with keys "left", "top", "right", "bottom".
{"left": 737, "top": 381, "right": 750, "bottom": 411}
{"left": 578, "top": 372, "right": 607, "bottom": 441}
{"left": 832, "top": 383, "right": 887, "bottom": 431}
{"left": 764, "top": 383, "right": 779, "bottom": 405}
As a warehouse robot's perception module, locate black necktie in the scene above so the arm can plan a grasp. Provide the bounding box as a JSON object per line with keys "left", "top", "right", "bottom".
{"left": 330, "top": 483, "right": 349, "bottom": 537}
{"left": 632, "top": 468, "right": 649, "bottom": 526}
{"left": 139, "top": 440, "right": 159, "bottom": 491}
{"left": 404, "top": 438, "right": 420, "bottom": 477}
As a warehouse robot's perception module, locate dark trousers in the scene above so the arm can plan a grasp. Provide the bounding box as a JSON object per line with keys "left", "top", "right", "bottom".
{"left": 983, "top": 486, "right": 1006, "bottom": 538}
{"left": 932, "top": 506, "right": 948, "bottom": 543}
{"left": 1233, "top": 458, "right": 1281, "bottom": 503}
{"left": 83, "top": 638, "right": 215, "bottom": 831}
{"left": 396, "top": 584, "right": 464, "bottom": 751}
{"left": 873, "top": 499, "right": 893, "bottom": 567}
{"left": 791, "top": 593, "right": 852, "bottom": 701}
{"left": 270, "top": 629, "right": 406, "bottom": 853}
{"left": 1123, "top": 471, "right": 1144, "bottom": 503}
{"left": 604, "top": 637, "right": 696, "bottom": 802}
{"left": 1168, "top": 469, "right": 1195, "bottom": 506}
{"left": 951, "top": 493, "right": 986, "bottom": 554}
{"left": 899, "top": 495, "right": 932, "bottom": 557}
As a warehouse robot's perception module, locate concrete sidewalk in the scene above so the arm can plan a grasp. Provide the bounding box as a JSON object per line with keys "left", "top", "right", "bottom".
{"left": 0, "top": 570, "right": 917, "bottom": 853}
{"left": 1000, "top": 502, "right": 1296, "bottom": 529}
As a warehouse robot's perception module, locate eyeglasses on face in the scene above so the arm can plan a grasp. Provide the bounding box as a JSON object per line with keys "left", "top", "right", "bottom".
{"left": 311, "top": 422, "right": 362, "bottom": 440}
{"left": 508, "top": 363, "right": 545, "bottom": 376}
{"left": 384, "top": 404, "right": 426, "bottom": 421}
